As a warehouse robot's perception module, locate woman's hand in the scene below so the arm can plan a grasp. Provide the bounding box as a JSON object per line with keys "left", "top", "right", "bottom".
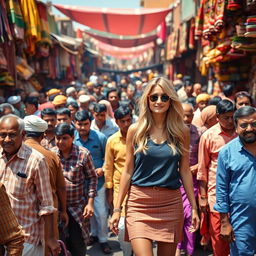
{"left": 109, "top": 212, "right": 121, "bottom": 235}
{"left": 189, "top": 208, "right": 200, "bottom": 233}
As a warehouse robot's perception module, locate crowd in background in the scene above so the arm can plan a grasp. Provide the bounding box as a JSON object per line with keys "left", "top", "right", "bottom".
{"left": 0, "top": 70, "right": 256, "bottom": 256}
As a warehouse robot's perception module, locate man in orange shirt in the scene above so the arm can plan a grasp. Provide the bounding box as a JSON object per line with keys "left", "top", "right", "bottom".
{"left": 24, "top": 115, "right": 68, "bottom": 256}
{"left": 197, "top": 100, "right": 237, "bottom": 256}
{"left": 0, "top": 183, "right": 24, "bottom": 256}
{"left": 104, "top": 107, "right": 133, "bottom": 256}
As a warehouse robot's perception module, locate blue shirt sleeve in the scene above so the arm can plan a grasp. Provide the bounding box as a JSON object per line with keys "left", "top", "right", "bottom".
{"left": 100, "top": 132, "right": 107, "bottom": 160}
{"left": 214, "top": 149, "right": 231, "bottom": 213}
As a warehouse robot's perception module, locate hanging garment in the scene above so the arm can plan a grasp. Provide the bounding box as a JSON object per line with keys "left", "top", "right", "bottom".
{"left": 20, "top": 0, "right": 41, "bottom": 55}
{"left": 6, "top": 0, "right": 25, "bottom": 39}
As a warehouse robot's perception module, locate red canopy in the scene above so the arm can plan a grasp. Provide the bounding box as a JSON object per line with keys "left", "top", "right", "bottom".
{"left": 96, "top": 41, "right": 154, "bottom": 59}
{"left": 85, "top": 30, "right": 158, "bottom": 47}
{"left": 54, "top": 4, "right": 172, "bottom": 36}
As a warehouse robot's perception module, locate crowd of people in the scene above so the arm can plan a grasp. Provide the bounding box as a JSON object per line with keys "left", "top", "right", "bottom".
{"left": 0, "top": 71, "right": 255, "bottom": 256}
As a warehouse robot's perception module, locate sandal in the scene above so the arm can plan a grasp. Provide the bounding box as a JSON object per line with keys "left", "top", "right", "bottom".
{"left": 87, "top": 235, "right": 98, "bottom": 246}
{"left": 100, "top": 242, "right": 112, "bottom": 254}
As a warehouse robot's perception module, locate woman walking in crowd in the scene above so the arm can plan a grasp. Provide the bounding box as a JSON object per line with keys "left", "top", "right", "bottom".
{"left": 109, "top": 77, "right": 200, "bottom": 256}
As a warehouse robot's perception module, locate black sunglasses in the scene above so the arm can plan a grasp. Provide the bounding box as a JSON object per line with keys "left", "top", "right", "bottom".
{"left": 149, "top": 94, "right": 170, "bottom": 103}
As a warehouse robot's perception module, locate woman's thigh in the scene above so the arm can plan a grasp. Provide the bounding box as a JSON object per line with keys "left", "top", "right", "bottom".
{"left": 131, "top": 238, "right": 153, "bottom": 256}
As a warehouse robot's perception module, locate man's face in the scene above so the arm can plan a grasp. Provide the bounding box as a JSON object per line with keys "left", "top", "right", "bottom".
{"left": 93, "top": 86, "right": 101, "bottom": 95}
{"left": 217, "top": 111, "right": 235, "bottom": 131}
{"left": 0, "top": 118, "right": 24, "bottom": 155}
{"left": 93, "top": 111, "right": 106, "bottom": 125}
{"left": 42, "top": 114, "right": 57, "bottom": 132}
{"left": 75, "top": 119, "right": 91, "bottom": 137}
{"left": 236, "top": 96, "right": 251, "bottom": 109}
{"left": 108, "top": 91, "right": 119, "bottom": 107}
{"left": 236, "top": 113, "right": 256, "bottom": 144}
{"left": 127, "top": 88, "right": 135, "bottom": 98}
{"left": 185, "top": 85, "right": 193, "bottom": 95}
{"left": 68, "top": 106, "right": 78, "bottom": 120}
{"left": 198, "top": 101, "right": 208, "bottom": 111}
{"left": 56, "top": 134, "right": 73, "bottom": 152}
{"left": 79, "top": 102, "right": 89, "bottom": 111}
{"left": 193, "top": 84, "right": 202, "bottom": 95}
{"left": 25, "top": 103, "right": 36, "bottom": 115}
{"left": 183, "top": 108, "right": 194, "bottom": 126}
{"left": 57, "top": 114, "right": 71, "bottom": 125}
{"left": 39, "top": 93, "right": 46, "bottom": 104}
{"left": 116, "top": 114, "right": 132, "bottom": 135}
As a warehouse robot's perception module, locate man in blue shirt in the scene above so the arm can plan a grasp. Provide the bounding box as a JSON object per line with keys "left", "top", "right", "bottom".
{"left": 215, "top": 106, "right": 256, "bottom": 256}
{"left": 73, "top": 110, "right": 111, "bottom": 254}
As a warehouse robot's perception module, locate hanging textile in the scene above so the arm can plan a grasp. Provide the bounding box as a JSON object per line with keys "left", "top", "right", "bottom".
{"left": 6, "top": 0, "right": 25, "bottom": 40}
{"left": 37, "top": 2, "right": 52, "bottom": 45}
{"left": 20, "top": 0, "right": 41, "bottom": 55}
{"left": 0, "top": 0, "right": 13, "bottom": 42}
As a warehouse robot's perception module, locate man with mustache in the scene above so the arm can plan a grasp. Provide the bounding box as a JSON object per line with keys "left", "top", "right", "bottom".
{"left": 41, "top": 108, "right": 57, "bottom": 149}
{"left": 197, "top": 100, "right": 237, "bottom": 256}
{"left": 215, "top": 106, "right": 256, "bottom": 256}
{"left": 0, "top": 115, "right": 60, "bottom": 256}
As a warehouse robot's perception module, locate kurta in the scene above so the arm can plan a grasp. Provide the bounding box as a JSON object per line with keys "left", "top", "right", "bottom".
{"left": 215, "top": 137, "right": 256, "bottom": 255}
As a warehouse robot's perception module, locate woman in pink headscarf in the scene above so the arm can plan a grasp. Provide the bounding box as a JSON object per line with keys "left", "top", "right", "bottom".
{"left": 99, "top": 99, "right": 115, "bottom": 119}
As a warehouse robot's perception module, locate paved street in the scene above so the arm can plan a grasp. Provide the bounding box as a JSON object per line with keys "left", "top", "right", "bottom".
{"left": 87, "top": 233, "right": 213, "bottom": 256}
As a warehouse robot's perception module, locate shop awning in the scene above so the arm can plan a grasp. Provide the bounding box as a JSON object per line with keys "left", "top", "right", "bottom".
{"left": 96, "top": 41, "right": 154, "bottom": 59}
{"left": 53, "top": 4, "right": 172, "bottom": 36}
{"left": 50, "top": 33, "right": 83, "bottom": 54}
{"left": 84, "top": 30, "right": 158, "bottom": 47}
{"left": 97, "top": 63, "right": 163, "bottom": 73}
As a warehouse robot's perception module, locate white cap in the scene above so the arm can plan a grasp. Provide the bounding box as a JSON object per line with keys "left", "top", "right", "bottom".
{"left": 66, "top": 87, "right": 76, "bottom": 96}
{"left": 79, "top": 95, "right": 90, "bottom": 103}
{"left": 7, "top": 96, "right": 21, "bottom": 105}
{"left": 24, "top": 115, "right": 48, "bottom": 133}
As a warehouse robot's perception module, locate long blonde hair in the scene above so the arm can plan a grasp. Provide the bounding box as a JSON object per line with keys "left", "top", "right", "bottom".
{"left": 133, "top": 77, "right": 186, "bottom": 155}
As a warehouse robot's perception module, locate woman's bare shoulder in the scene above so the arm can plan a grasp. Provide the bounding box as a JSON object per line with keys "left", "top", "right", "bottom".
{"left": 128, "top": 123, "right": 138, "bottom": 135}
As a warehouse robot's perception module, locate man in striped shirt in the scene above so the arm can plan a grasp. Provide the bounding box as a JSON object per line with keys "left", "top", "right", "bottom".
{"left": 0, "top": 115, "right": 60, "bottom": 256}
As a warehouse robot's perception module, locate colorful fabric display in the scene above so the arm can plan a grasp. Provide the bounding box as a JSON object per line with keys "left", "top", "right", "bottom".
{"left": 20, "top": 0, "right": 41, "bottom": 55}
{"left": 6, "top": 0, "right": 25, "bottom": 40}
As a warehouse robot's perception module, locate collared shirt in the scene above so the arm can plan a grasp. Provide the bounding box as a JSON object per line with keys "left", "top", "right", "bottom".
{"left": 197, "top": 123, "right": 237, "bottom": 212}
{"left": 25, "top": 139, "right": 66, "bottom": 238}
{"left": 0, "top": 183, "right": 24, "bottom": 255}
{"left": 41, "top": 135, "right": 56, "bottom": 149}
{"left": 104, "top": 130, "right": 127, "bottom": 216}
{"left": 214, "top": 137, "right": 256, "bottom": 213}
{"left": 51, "top": 144, "right": 97, "bottom": 243}
{"left": 0, "top": 143, "right": 55, "bottom": 245}
{"left": 91, "top": 118, "right": 119, "bottom": 138}
{"left": 74, "top": 129, "right": 107, "bottom": 190}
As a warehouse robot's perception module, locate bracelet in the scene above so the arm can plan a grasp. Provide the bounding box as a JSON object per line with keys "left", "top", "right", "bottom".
{"left": 113, "top": 208, "right": 122, "bottom": 213}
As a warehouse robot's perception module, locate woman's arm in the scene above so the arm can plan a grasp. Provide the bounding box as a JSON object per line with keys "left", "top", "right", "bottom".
{"left": 109, "top": 124, "right": 136, "bottom": 233}
{"left": 113, "top": 124, "right": 136, "bottom": 210}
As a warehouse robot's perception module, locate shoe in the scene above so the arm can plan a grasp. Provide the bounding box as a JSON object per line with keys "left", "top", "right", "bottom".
{"left": 100, "top": 242, "right": 112, "bottom": 254}
{"left": 87, "top": 236, "right": 98, "bottom": 246}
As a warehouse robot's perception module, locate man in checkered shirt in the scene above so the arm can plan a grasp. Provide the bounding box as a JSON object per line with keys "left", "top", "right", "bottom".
{"left": 51, "top": 122, "right": 97, "bottom": 256}
{"left": 0, "top": 115, "right": 60, "bottom": 256}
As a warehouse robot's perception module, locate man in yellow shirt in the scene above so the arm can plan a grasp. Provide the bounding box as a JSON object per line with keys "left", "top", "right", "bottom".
{"left": 104, "top": 107, "right": 133, "bottom": 256}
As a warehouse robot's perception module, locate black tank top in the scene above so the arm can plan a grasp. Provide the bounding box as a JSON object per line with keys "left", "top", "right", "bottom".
{"left": 131, "top": 139, "right": 181, "bottom": 189}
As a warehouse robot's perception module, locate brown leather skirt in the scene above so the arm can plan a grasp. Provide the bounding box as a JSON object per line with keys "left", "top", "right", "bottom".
{"left": 125, "top": 185, "right": 184, "bottom": 243}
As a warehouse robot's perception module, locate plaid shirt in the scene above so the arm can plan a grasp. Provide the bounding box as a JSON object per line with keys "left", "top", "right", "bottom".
{"left": 0, "top": 183, "right": 24, "bottom": 256}
{"left": 51, "top": 144, "right": 97, "bottom": 243}
{"left": 41, "top": 136, "right": 56, "bottom": 149}
{"left": 0, "top": 143, "right": 55, "bottom": 245}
